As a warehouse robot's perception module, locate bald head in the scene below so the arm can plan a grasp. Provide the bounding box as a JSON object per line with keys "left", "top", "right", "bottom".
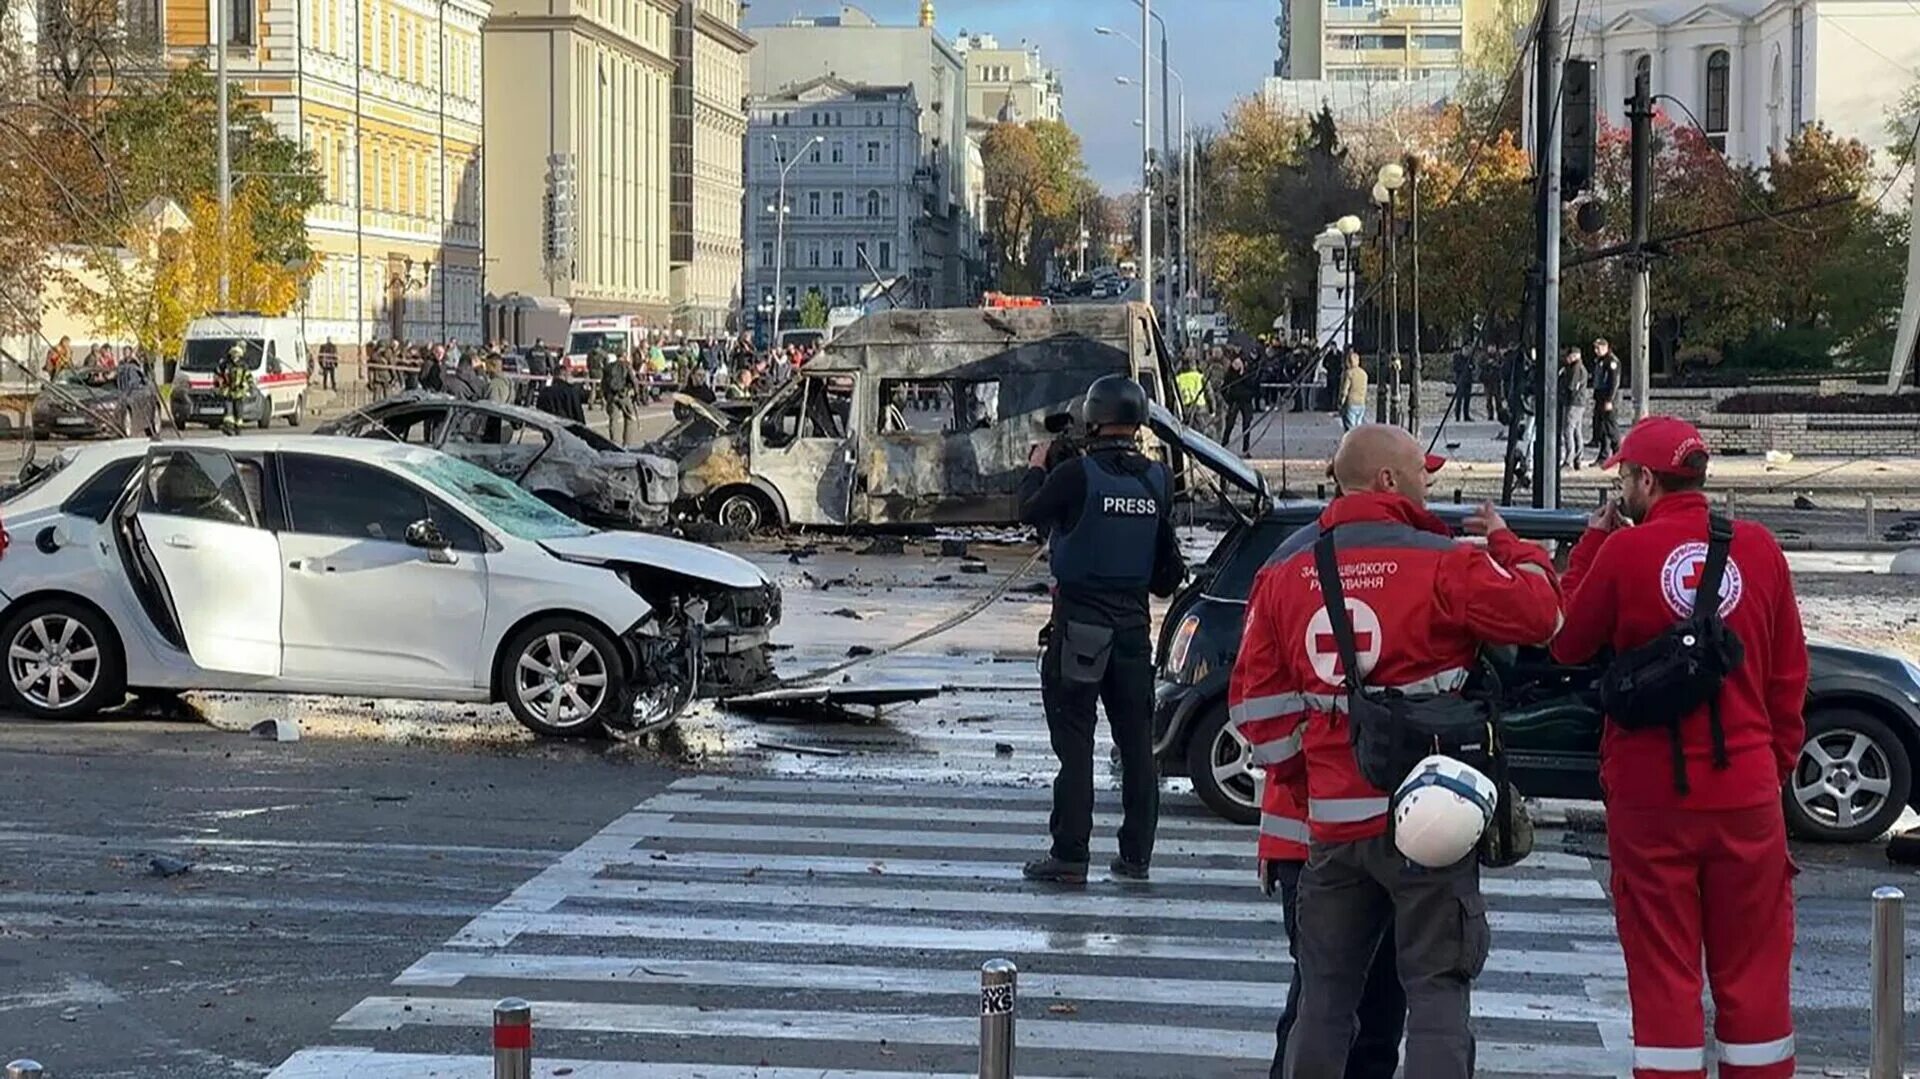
{"left": 1332, "top": 424, "right": 1429, "bottom": 504}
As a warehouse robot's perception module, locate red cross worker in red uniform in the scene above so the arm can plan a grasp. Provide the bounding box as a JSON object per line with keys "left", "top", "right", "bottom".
{"left": 1552, "top": 416, "right": 1808, "bottom": 1079}
{"left": 1229, "top": 425, "right": 1563, "bottom": 1079}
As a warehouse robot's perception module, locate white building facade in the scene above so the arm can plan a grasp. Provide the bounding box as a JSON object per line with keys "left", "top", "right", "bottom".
{"left": 744, "top": 79, "right": 932, "bottom": 330}
{"left": 1540, "top": 0, "right": 1920, "bottom": 167}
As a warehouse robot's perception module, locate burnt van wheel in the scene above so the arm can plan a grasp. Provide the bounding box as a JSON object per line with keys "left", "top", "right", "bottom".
{"left": 714, "top": 490, "right": 771, "bottom": 533}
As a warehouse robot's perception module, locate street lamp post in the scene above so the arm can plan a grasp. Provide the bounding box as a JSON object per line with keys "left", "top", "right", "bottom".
{"left": 1371, "top": 180, "right": 1392, "bottom": 423}
{"left": 1333, "top": 215, "right": 1362, "bottom": 352}
{"left": 1377, "top": 162, "right": 1407, "bottom": 430}
{"left": 767, "top": 134, "right": 822, "bottom": 342}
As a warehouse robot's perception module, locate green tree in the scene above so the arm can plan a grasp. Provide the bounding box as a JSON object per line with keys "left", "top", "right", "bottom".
{"left": 98, "top": 63, "right": 324, "bottom": 264}
{"left": 798, "top": 288, "right": 828, "bottom": 329}
{"left": 981, "top": 119, "right": 1089, "bottom": 291}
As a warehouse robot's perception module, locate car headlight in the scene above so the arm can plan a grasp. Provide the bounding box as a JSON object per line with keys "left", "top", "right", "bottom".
{"left": 1166, "top": 613, "right": 1201, "bottom": 680}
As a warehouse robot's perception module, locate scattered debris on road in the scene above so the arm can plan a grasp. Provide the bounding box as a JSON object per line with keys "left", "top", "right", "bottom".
{"left": 147, "top": 855, "right": 193, "bottom": 878}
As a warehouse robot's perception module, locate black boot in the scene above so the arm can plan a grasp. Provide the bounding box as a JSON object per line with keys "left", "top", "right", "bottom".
{"left": 1109, "top": 856, "right": 1150, "bottom": 881}
{"left": 1022, "top": 856, "right": 1088, "bottom": 884}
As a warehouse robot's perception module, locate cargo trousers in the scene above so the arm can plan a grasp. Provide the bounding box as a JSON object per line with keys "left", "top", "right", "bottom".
{"left": 1284, "top": 832, "right": 1488, "bottom": 1079}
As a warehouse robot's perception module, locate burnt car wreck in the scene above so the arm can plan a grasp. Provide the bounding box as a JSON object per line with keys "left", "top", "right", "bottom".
{"left": 316, "top": 393, "right": 679, "bottom": 530}
{"left": 647, "top": 303, "right": 1184, "bottom": 531}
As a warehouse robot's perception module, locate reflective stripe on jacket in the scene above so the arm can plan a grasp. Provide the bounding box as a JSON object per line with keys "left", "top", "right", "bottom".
{"left": 1228, "top": 492, "right": 1563, "bottom": 859}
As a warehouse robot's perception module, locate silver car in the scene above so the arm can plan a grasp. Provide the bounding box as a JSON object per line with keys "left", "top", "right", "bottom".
{"left": 314, "top": 393, "right": 678, "bottom": 529}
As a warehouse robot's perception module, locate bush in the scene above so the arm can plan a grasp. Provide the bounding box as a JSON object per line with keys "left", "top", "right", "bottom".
{"left": 1723, "top": 326, "right": 1839, "bottom": 372}
{"left": 1716, "top": 392, "right": 1920, "bottom": 414}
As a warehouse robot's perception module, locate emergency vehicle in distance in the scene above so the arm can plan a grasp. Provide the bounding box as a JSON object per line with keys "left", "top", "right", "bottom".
{"left": 171, "top": 313, "right": 312, "bottom": 429}
{"left": 564, "top": 314, "right": 650, "bottom": 378}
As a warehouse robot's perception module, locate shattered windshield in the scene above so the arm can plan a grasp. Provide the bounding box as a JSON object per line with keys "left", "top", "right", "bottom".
{"left": 400, "top": 452, "right": 594, "bottom": 541}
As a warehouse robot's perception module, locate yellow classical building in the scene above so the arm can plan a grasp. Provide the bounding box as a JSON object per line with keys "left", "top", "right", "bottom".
{"left": 164, "top": 0, "right": 489, "bottom": 351}
{"left": 482, "top": 0, "right": 748, "bottom": 329}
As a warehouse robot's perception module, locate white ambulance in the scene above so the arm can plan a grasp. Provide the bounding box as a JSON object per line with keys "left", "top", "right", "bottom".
{"left": 172, "top": 313, "right": 312, "bottom": 428}
{"left": 564, "top": 314, "right": 650, "bottom": 378}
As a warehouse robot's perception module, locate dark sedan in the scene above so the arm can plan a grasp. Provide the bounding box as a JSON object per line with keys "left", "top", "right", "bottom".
{"left": 1152, "top": 500, "right": 1920, "bottom": 844}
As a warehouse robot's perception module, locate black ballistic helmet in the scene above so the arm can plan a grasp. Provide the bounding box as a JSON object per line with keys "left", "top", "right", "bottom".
{"left": 1082, "top": 374, "right": 1148, "bottom": 428}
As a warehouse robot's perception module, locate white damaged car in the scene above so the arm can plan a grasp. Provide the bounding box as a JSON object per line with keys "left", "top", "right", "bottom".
{"left": 0, "top": 437, "right": 779, "bottom": 737}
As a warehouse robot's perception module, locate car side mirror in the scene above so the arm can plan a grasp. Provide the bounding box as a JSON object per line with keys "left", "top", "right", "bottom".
{"left": 405, "top": 518, "right": 450, "bottom": 551}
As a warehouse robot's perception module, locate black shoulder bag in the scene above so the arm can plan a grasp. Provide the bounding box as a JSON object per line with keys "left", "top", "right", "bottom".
{"left": 1312, "top": 531, "right": 1532, "bottom": 866}
{"left": 1598, "top": 513, "right": 1746, "bottom": 794}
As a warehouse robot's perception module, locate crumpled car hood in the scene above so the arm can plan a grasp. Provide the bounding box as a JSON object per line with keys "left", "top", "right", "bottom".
{"left": 540, "top": 531, "right": 767, "bottom": 590}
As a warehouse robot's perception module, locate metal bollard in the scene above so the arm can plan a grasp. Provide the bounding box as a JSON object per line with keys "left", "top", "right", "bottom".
{"left": 1870, "top": 887, "right": 1905, "bottom": 1079}
{"left": 5, "top": 1061, "right": 43, "bottom": 1079}
{"left": 979, "top": 958, "right": 1017, "bottom": 1079}
{"left": 493, "top": 997, "right": 532, "bottom": 1079}
{"left": 1867, "top": 493, "right": 1877, "bottom": 543}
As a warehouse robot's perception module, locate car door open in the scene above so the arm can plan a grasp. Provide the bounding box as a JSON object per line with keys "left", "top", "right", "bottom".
{"left": 132, "top": 448, "right": 283, "bottom": 676}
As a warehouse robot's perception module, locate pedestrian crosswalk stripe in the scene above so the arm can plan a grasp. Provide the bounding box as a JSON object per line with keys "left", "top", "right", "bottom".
{"left": 269, "top": 773, "right": 1635, "bottom": 1078}
{"left": 392, "top": 951, "right": 1632, "bottom": 1023}
{"left": 334, "top": 995, "right": 1629, "bottom": 1075}
{"left": 554, "top": 875, "right": 1623, "bottom": 932}
{"left": 268, "top": 1049, "right": 1032, "bottom": 1079}
{"left": 530, "top": 847, "right": 1607, "bottom": 899}
{"left": 598, "top": 812, "right": 1602, "bottom": 867}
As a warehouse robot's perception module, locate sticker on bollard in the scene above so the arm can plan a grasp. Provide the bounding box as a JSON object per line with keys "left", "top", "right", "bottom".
{"left": 981, "top": 982, "right": 1014, "bottom": 1016}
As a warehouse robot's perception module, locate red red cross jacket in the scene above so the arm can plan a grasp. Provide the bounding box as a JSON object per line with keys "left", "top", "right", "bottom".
{"left": 1549, "top": 492, "right": 1808, "bottom": 810}
{"left": 1228, "top": 492, "right": 1565, "bottom": 862}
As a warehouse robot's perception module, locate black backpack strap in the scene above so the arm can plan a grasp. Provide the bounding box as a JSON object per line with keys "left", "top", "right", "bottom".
{"left": 1312, "top": 530, "right": 1364, "bottom": 693}
{"left": 1697, "top": 513, "right": 1735, "bottom": 771}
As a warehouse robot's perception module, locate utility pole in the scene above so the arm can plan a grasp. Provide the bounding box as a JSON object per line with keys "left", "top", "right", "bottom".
{"left": 216, "top": 0, "right": 230, "bottom": 308}
{"left": 1180, "top": 124, "right": 1191, "bottom": 349}
{"left": 1532, "top": 0, "right": 1563, "bottom": 508}
{"left": 1628, "top": 69, "right": 1653, "bottom": 420}
{"left": 1408, "top": 156, "right": 1422, "bottom": 437}
{"left": 1139, "top": 0, "right": 1153, "bottom": 322}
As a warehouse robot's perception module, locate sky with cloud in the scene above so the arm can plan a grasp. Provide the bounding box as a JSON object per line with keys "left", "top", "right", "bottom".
{"left": 741, "top": 0, "right": 1276, "bottom": 191}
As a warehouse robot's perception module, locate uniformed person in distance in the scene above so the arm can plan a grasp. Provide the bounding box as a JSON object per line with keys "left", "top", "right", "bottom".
{"left": 1017, "top": 375, "right": 1185, "bottom": 884}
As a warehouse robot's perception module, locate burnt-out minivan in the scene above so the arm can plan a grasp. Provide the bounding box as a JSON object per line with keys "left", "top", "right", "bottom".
{"left": 651, "top": 303, "right": 1184, "bottom": 531}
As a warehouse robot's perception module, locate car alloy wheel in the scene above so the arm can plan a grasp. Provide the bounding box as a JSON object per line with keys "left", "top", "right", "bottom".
{"left": 1793, "top": 725, "right": 1896, "bottom": 835}
{"left": 9, "top": 613, "right": 101, "bottom": 712}
{"left": 1209, "top": 721, "right": 1260, "bottom": 815}
{"left": 514, "top": 630, "right": 610, "bottom": 733}
{"left": 1185, "top": 703, "right": 1261, "bottom": 825}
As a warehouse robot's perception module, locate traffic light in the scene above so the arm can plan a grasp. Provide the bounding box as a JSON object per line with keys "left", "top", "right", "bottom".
{"left": 1562, "top": 59, "right": 1596, "bottom": 201}
{"left": 543, "top": 153, "right": 576, "bottom": 263}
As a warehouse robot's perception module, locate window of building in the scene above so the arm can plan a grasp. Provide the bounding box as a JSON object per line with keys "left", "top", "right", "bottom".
{"left": 1633, "top": 52, "right": 1651, "bottom": 91}
{"left": 784, "top": 285, "right": 797, "bottom": 310}
{"left": 807, "top": 190, "right": 820, "bottom": 215}
{"left": 831, "top": 191, "right": 845, "bottom": 215}
{"left": 810, "top": 141, "right": 822, "bottom": 163}
{"left": 1413, "top": 33, "right": 1460, "bottom": 50}
{"left": 854, "top": 240, "right": 868, "bottom": 266}
{"left": 229, "top": 0, "right": 254, "bottom": 44}
{"left": 761, "top": 241, "right": 773, "bottom": 267}
{"left": 865, "top": 189, "right": 880, "bottom": 217}
{"left": 1704, "top": 49, "right": 1730, "bottom": 152}
{"left": 831, "top": 142, "right": 844, "bottom": 164}
{"left": 831, "top": 244, "right": 845, "bottom": 268}
{"left": 866, "top": 140, "right": 881, "bottom": 164}
{"left": 878, "top": 240, "right": 892, "bottom": 269}
{"left": 831, "top": 285, "right": 847, "bottom": 306}
{"left": 808, "top": 241, "right": 821, "bottom": 268}
{"left": 1331, "top": 32, "right": 1405, "bottom": 50}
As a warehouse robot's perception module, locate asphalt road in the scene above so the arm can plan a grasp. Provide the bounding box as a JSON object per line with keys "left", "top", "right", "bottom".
{"left": 0, "top": 539, "right": 1916, "bottom": 1076}
{"left": 0, "top": 716, "right": 678, "bottom": 1076}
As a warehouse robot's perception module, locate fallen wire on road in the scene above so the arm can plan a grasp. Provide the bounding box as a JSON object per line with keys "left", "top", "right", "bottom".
{"left": 735, "top": 546, "right": 1048, "bottom": 695}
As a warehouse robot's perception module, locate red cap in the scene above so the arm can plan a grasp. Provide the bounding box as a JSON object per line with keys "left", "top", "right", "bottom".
{"left": 1423, "top": 453, "right": 1447, "bottom": 473}
{"left": 1602, "top": 416, "right": 1710, "bottom": 476}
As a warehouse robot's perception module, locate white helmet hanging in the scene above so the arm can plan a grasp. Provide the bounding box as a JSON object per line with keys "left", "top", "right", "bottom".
{"left": 1392, "top": 754, "right": 1499, "bottom": 868}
